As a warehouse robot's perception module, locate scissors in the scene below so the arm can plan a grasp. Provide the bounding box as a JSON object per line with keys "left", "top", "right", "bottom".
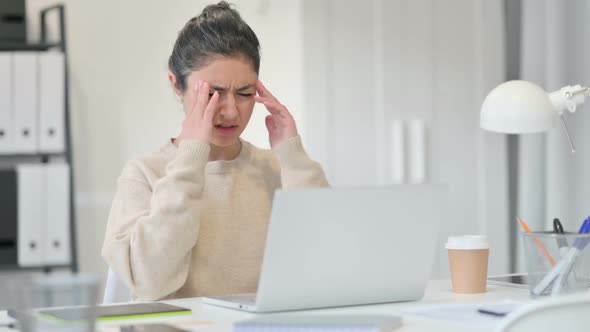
{"left": 553, "top": 218, "right": 568, "bottom": 249}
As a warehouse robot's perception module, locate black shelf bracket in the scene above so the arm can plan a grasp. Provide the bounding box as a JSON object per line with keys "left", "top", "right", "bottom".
{"left": 40, "top": 5, "right": 66, "bottom": 52}
{"left": 39, "top": 4, "right": 78, "bottom": 274}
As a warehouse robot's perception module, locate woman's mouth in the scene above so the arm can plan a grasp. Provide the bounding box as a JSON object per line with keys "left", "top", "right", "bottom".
{"left": 214, "top": 124, "right": 239, "bottom": 135}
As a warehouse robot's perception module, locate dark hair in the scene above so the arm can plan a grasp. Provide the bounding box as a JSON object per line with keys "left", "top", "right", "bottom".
{"left": 168, "top": 1, "right": 261, "bottom": 92}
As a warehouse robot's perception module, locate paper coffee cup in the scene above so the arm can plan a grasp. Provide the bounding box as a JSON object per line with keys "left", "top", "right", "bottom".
{"left": 446, "top": 235, "right": 489, "bottom": 294}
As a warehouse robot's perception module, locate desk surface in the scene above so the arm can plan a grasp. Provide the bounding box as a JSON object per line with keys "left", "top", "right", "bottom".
{"left": 0, "top": 280, "right": 531, "bottom": 332}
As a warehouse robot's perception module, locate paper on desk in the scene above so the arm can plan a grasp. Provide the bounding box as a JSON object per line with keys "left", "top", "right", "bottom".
{"left": 0, "top": 311, "right": 15, "bottom": 330}
{"left": 400, "top": 300, "right": 523, "bottom": 330}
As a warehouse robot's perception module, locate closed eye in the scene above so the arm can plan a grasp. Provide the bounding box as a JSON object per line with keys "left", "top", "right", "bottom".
{"left": 238, "top": 93, "right": 254, "bottom": 97}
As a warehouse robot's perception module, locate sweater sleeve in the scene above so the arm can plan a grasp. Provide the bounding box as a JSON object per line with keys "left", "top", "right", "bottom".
{"left": 272, "top": 136, "right": 330, "bottom": 189}
{"left": 101, "top": 140, "right": 209, "bottom": 300}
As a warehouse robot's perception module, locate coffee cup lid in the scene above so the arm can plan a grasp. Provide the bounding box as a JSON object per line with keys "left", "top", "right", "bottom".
{"left": 446, "top": 235, "right": 489, "bottom": 250}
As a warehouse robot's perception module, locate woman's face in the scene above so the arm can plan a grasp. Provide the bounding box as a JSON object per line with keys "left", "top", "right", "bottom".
{"left": 175, "top": 56, "right": 258, "bottom": 148}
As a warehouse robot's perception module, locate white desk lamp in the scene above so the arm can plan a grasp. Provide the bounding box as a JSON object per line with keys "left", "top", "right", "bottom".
{"left": 480, "top": 80, "right": 590, "bottom": 152}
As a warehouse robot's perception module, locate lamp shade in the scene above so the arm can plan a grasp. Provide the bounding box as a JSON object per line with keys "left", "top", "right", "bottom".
{"left": 480, "top": 80, "right": 557, "bottom": 133}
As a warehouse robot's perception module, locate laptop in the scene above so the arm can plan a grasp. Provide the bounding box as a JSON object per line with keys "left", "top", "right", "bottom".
{"left": 203, "top": 185, "right": 446, "bottom": 312}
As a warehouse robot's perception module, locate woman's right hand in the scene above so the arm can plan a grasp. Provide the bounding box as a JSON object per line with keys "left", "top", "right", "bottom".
{"left": 176, "top": 80, "right": 219, "bottom": 145}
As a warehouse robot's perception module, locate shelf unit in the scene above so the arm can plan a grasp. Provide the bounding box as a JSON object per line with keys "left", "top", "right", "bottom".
{"left": 0, "top": 4, "right": 77, "bottom": 273}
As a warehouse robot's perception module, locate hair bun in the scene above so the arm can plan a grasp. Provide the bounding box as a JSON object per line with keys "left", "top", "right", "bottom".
{"left": 201, "top": 1, "right": 239, "bottom": 20}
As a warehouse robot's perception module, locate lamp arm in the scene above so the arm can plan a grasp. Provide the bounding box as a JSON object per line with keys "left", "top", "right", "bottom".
{"left": 548, "top": 85, "right": 590, "bottom": 115}
{"left": 547, "top": 85, "right": 590, "bottom": 154}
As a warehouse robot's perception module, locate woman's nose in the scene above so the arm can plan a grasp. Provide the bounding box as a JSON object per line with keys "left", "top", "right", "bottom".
{"left": 219, "top": 98, "right": 239, "bottom": 119}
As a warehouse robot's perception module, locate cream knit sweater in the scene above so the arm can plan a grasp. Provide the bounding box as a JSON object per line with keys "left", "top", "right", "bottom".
{"left": 101, "top": 136, "right": 328, "bottom": 301}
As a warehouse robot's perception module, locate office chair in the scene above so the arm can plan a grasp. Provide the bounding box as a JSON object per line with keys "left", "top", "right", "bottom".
{"left": 102, "top": 268, "right": 132, "bottom": 303}
{"left": 494, "top": 293, "right": 590, "bottom": 332}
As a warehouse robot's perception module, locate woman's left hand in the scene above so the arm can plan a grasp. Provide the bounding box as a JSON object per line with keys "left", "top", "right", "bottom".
{"left": 255, "top": 80, "right": 298, "bottom": 149}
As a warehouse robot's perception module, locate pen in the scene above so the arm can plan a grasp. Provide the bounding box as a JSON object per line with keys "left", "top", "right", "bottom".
{"left": 572, "top": 218, "right": 590, "bottom": 249}
{"left": 477, "top": 308, "right": 508, "bottom": 317}
{"left": 550, "top": 219, "right": 590, "bottom": 295}
{"left": 517, "top": 217, "right": 556, "bottom": 266}
{"left": 535, "top": 218, "right": 590, "bottom": 296}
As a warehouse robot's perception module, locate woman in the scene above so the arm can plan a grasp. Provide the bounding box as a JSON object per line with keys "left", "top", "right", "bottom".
{"left": 101, "top": 2, "right": 328, "bottom": 301}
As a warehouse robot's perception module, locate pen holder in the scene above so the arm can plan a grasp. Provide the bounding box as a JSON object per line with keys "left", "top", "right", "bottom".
{"left": 522, "top": 232, "right": 590, "bottom": 297}
{"left": 6, "top": 273, "right": 99, "bottom": 332}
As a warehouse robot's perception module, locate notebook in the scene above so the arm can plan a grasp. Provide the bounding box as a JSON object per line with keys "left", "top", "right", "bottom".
{"left": 34, "top": 303, "right": 191, "bottom": 322}
{"left": 233, "top": 314, "right": 402, "bottom": 332}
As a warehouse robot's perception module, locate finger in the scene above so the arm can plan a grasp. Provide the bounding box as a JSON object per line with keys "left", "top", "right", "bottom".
{"left": 265, "top": 115, "right": 275, "bottom": 133}
{"left": 186, "top": 82, "right": 201, "bottom": 118}
{"left": 254, "top": 95, "right": 283, "bottom": 105}
{"left": 255, "top": 97, "right": 287, "bottom": 116}
{"left": 256, "top": 80, "right": 277, "bottom": 101}
{"left": 195, "top": 81, "right": 210, "bottom": 117}
{"left": 203, "top": 91, "right": 219, "bottom": 122}
{"left": 254, "top": 96, "right": 275, "bottom": 107}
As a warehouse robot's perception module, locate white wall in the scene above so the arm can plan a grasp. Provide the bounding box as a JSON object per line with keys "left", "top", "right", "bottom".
{"left": 26, "top": 0, "right": 305, "bottom": 294}
{"left": 303, "top": 0, "right": 509, "bottom": 277}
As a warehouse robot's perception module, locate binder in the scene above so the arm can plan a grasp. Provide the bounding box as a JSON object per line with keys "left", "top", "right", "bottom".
{"left": 13, "top": 52, "right": 39, "bottom": 153}
{"left": 0, "top": 169, "right": 18, "bottom": 266}
{"left": 39, "top": 52, "right": 65, "bottom": 153}
{"left": 0, "top": 53, "right": 12, "bottom": 154}
{"left": 16, "top": 164, "right": 45, "bottom": 266}
{"left": 44, "top": 163, "right": 71, "bottom": 265}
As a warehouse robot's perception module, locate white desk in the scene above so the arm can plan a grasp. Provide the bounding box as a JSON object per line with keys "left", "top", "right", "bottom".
{"left": 0, "top": 280, "right": 532, "bottom": 332}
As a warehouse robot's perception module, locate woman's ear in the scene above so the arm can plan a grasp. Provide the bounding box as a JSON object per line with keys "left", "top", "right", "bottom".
{"left": 168, "top": 73, "right": 183, "bottom": 98}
